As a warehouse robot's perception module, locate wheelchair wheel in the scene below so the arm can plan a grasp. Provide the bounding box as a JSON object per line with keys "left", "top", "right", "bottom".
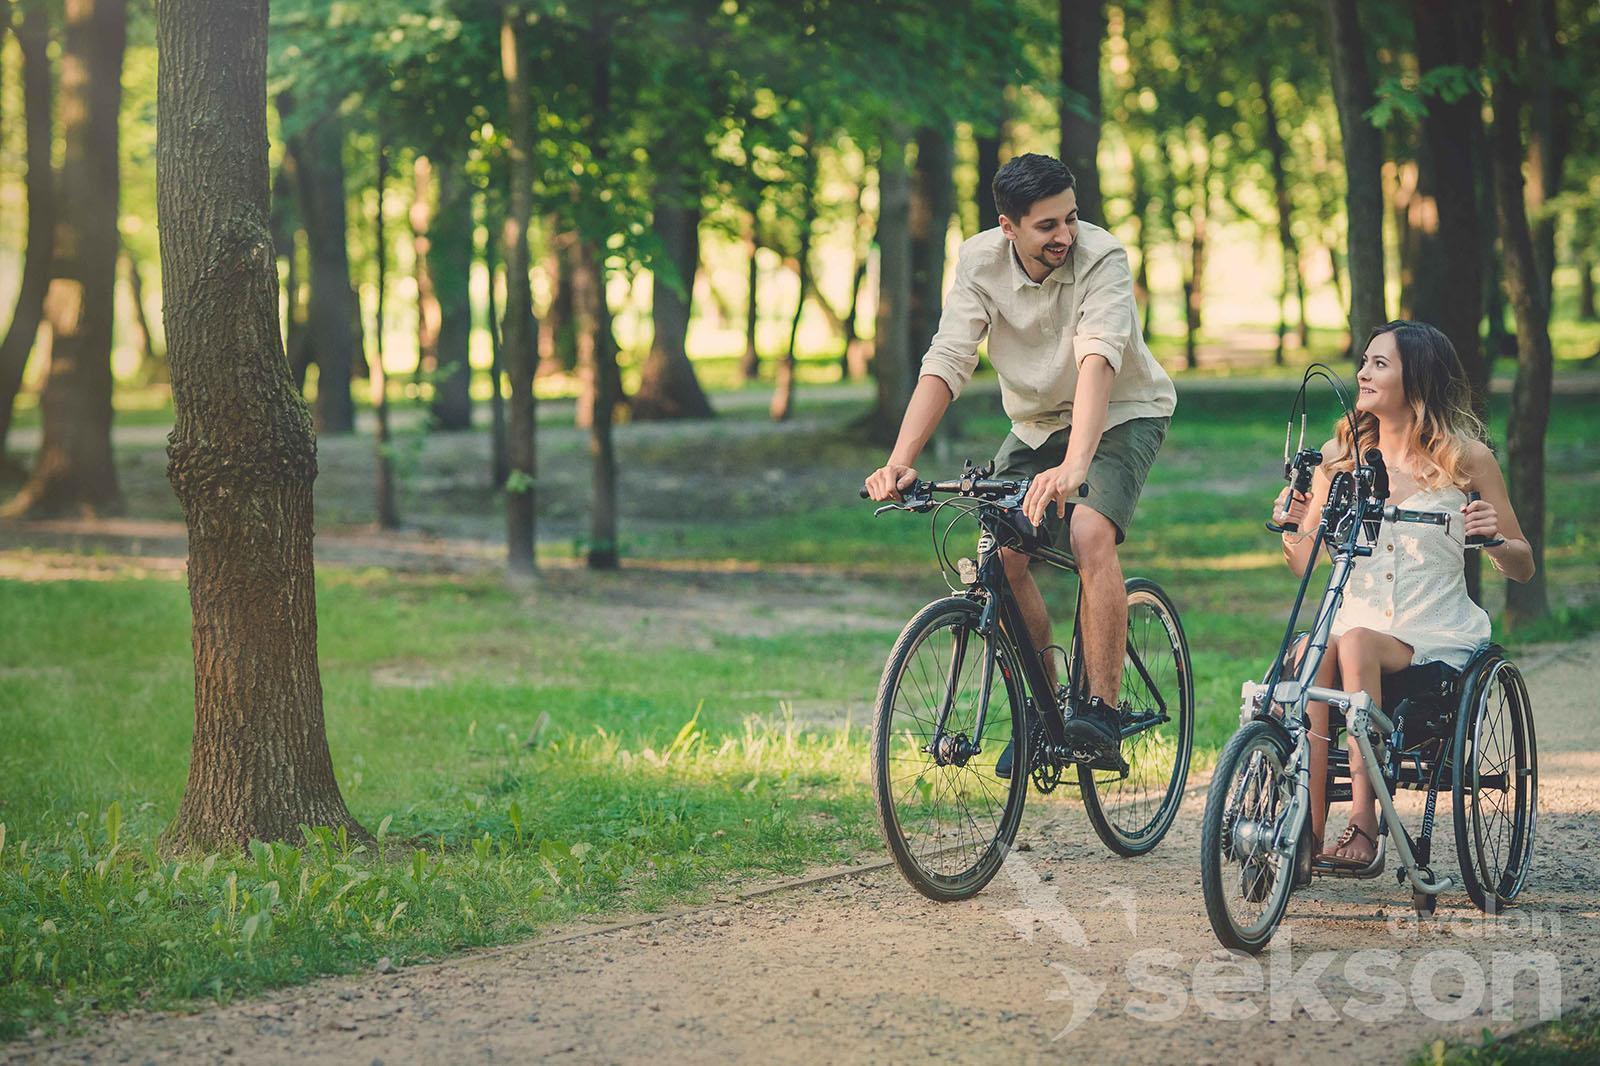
{"left": 1451, "top": 653, "right": 1537, "bottom": 913}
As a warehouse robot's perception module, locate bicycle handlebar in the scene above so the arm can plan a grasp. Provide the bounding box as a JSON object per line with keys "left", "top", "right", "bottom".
{"left": 859, "top": 478, "right": 1089, "bottom": 503}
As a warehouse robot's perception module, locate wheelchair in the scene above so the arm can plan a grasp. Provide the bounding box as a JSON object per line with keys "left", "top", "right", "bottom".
{"left": 1303, "top": 640, "right": 1537, "bottom": 916}
{"left": 1199, "top": 434, "right": 1539, "bottom": 952}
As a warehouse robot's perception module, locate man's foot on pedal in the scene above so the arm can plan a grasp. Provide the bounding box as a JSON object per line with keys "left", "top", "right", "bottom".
{"left": 1062, "top": 695, "right": 1122, "bottom": 766}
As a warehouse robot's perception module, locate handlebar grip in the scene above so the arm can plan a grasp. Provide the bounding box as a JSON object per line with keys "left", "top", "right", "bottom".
{"left": 1464, "top": 491, "right": 1504, "bottom": 548}
{"left": 859, "top": 487, "right": 869, "bottom": 499}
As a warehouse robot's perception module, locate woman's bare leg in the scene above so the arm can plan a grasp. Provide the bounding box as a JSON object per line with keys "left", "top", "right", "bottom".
{"left": 1303, "top": 634, "right": 1342, "bottom": 853}
{"left": 1334, "top": 627, "right": 1416, "bottom": 863}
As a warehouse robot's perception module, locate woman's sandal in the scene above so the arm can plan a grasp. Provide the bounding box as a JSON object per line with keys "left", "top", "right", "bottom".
{"left": 1320, "top": 824, "right": 1379, "bottom": 868}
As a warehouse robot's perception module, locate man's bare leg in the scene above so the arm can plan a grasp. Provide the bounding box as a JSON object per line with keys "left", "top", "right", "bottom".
{"left": 1069, "top": 506, "right": 1125, "bottom": 705}
{"left": 1001, "top": 547, "right": 1057, "bottom": 690}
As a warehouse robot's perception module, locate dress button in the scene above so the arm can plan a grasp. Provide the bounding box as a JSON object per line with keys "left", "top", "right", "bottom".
{"left": 1385, "top": 608, "right": 1393, "bottom": 617}
{"left": 1386, "top": 544, "right": 1394, "bottom": 553}
{"left": 1386, "top": 573, "right": 1393, "bottom": 581}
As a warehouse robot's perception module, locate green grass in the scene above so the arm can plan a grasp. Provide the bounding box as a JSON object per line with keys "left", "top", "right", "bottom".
{"left": 1411, "top": 1014, "right": 1600, "bottom": 1066}
{"left": 1, "top": 382, "right": 1595, "bottom": 1040}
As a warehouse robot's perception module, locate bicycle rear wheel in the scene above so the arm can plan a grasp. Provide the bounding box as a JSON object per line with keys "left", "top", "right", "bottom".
{"left": 1078, "top": 578, "right": 1195, "bottom": 856}
{"left": 871, "top": 596, "right": 1028, "bottom": 901}
{"left": 1452, "top": 655, "right": 1537, "bottom": 913}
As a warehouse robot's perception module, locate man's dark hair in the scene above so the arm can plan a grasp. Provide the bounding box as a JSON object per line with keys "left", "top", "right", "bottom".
{"left": 992, "top": 153, "right": 1076, "bottom": 223}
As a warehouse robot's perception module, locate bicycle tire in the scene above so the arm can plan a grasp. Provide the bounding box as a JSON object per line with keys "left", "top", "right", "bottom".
{"left": 1077, "top": 578, "right": 1195, "bottom": 856}
{"left": 871, "top": 596, "right": 1029, "bottom": 901}
{"left": 1200, "top": 720, "right": 1298, "bottom": 953}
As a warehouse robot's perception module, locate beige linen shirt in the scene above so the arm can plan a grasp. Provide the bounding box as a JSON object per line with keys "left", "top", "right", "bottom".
{"left": 919, "top": 221, "right": 1176, "bottom": 449}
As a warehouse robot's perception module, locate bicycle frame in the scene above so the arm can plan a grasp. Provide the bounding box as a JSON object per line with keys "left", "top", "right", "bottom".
{"left": 926, "top": 504, "right": 1170, "bottom": 770}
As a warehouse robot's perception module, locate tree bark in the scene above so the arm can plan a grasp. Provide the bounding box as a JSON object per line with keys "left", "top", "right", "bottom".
{"left": 1325, "top": 0, "right": 1387, "bottom": 354}
{"left": 428, "top": 152, "right": 474, "bottom": 430}
{"left": 1486, "top": 0, "right": 1551, "bottom": 625}
{"left": 5, "top": 0, "right": 125, "bottom": 519}
{"left": 500, "top": 6, "right": 539, "bottom": 574}
{"left": 1413, "top": 0, "right": 1489, "bottom": 601}
{"left": 633, "top": 169, "right": 715, "bottom": 420}
{"left": 157, "top": 0, "right": 364, "bottom": 851}
{"left": 976, "top": 121, "right": 1004, "bottom": 234}
{"left": 868, "top": 134, "right": 913, "bottom": 444}
{"left": 1524, "top": 0, "right": 1566, "bottom": 313}
{"left": 1581, "top": 256, "right": 1597, "bottom": 320}
{"left": 538, "top": 221, "right": 577, "bottom": 374}
{"left": 0, "top": 2, "right": 55, "bottom": 469}
{"left": 1180, "top": 154, "right": 1210, "bottom": 372}
{"left": 372, "top": 143, "right": 399, "bottom": 530}
{"left": 289, "top": 106, "right": 359, "bottom": 433}
{"left": 1059, "top": 0, "right": 1104, "bottom": 224}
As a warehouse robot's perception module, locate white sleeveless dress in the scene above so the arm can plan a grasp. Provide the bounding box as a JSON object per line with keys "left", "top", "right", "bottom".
{"left": 1330, "top": 485, "right": 1492, "bottom": 669}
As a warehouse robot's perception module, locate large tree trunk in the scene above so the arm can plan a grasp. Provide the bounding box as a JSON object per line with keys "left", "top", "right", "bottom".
{"left": 1260, "top": 67, "right": 1302, "bottom": 367}
{"left": 867, "top": 134, "right": 913, "bottom": 444}
{"left": 1413, "top": 0, "right": 1489, "bottom": 602}
{"left": 500, "top": 6, "right": 539, "bottom": 575}
{"left": 1524, "top": 0, "right": 1566, "bottom": 313}
{"left": 1581, "top": 255, "right": 1597, "bottom": 320}
{"left": 372, "top": 144, "right": 399, "bottom": 530}
{"left": 539, "top": 224, "right": 577, "bottom": 374}
{"left": 429, "top": 153, "right": 474, "bottom": 430}
{"left": 1059, "top": 0, "right": 1104, "bottom": 223}
{"left": 1325, "top": 0, "right": 1387, "bottom": 354}
{"left": 157, "top": 0, "right": 364, "bottom": 851}
{"left": 975, "top": 106, "right": 1005, "bottom": 234}
{"left": 5, "top": 0, "right": 125, "bottom": 519}
{"left": 1487, "top": 0, "right": 1551, "bottom": 626}
{"left": 290, "top": 107, "right": 359, "bottom": 433}
{"left": 633, "top": 169, "right": 715, "bottom": 421}
{"left": 837, "top": 182, "right": 872, "bottom": 382}
{"left": 0, "top": 3, "right": 55, "bottom": 471}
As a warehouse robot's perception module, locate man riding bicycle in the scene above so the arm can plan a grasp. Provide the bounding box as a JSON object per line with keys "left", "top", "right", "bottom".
{"left": 864, "top": 152, "right": 1175, "bottom": 774}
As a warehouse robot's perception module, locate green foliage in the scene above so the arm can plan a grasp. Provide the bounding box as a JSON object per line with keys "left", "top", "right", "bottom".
{"left": 1411, "top": 1014, "right": 1600, "bottom": 1066}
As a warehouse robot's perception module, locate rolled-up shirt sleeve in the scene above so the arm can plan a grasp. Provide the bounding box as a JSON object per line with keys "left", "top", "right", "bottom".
{"left": 1071, "top": 246, "right": 1134, "bottom": 374}
{"left": 918, "top": 265, "right": 988, "bottom": 399}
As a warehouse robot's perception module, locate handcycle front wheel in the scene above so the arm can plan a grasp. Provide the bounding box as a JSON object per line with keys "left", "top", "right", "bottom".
{"left": 871, "top": 596, "right": 1029, "bottom": 902}
{"left": 1200, "top": 720, "right": 1299, "bottom": 953}
{"left": 1077, "top": 578, "right": 1195, "bottom": 856}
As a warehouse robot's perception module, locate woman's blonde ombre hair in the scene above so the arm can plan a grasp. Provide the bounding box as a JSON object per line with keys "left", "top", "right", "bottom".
{"left": 1326, "top": 321, "right": 1485, "bottom": 490}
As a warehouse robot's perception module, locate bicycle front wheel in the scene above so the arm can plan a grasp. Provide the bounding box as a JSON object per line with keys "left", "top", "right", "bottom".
{"left": 1200, "top": 720, "right": 1298, "bottom": 953}
{"left": 1078, "top": 578, "right": 1195, "bottom": 856}
{"left": 871, "top": 596, "right": 1029, "bottom": 901}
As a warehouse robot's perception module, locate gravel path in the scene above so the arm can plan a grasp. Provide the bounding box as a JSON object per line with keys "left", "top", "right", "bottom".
{"left": 13, "top": 635, "right": 1599, "bottom": 1065}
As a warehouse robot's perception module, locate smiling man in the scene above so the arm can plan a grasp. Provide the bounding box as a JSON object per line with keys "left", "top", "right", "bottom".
{"left": 864, "top": 153, "right": 1176, "bottom": 772}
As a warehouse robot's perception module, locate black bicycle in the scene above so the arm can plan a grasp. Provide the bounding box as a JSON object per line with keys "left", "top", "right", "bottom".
{"left": 862, "top": 462, "right": 1194, "bottom": 901}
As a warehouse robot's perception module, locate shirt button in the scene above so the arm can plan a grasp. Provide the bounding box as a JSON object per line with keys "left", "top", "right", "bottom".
{"left": 1385, "top": 608, "right": 1393, "bottom": 617}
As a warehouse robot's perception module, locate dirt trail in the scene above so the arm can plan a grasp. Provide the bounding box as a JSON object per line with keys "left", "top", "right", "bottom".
{"left": 14, "top": 635, "right": 1599, "bottom": 1065}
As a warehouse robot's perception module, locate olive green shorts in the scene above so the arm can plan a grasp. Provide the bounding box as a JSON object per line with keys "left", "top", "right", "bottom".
{"left": 992, "top": 416, "right": 1169, "bottom": 548}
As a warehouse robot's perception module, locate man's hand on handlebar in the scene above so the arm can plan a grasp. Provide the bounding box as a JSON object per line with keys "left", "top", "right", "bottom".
{"left": 1021, "top": 462, "right": 1086, "bottom": 527}
{"left": 865, "top": 462, "right": 918, "bottom": 502}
